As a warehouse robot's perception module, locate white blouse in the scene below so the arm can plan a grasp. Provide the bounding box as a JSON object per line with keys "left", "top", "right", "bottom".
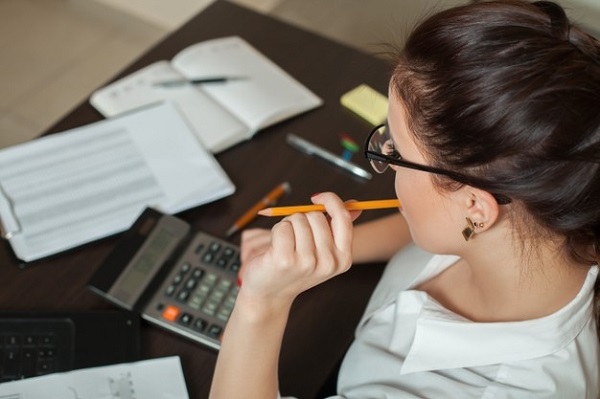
{"left": 324, "top": 245, "right": 600, "bottom": 398}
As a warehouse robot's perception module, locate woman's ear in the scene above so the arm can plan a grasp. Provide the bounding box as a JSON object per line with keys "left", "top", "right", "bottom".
{"left": 462, "top": 187, "right": 500, "bottom": 232}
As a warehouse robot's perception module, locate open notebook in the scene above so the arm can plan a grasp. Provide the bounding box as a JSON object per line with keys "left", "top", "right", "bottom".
{"left": 0, "top": 102, "right": 235, "bottom": 263}
{"left": 90, "top": 36, "right": 323, "bottom": 153}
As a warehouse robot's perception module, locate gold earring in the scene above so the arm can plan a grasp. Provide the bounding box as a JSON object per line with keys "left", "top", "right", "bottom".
{"left": 462, "top": 218, "right": 485, "bottom": 241}
{"left": 462, "top": 217, "right": 475, "bottom": 241}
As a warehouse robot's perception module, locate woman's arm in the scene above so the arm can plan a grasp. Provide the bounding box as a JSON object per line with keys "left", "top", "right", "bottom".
{"left": 209, "top": 193, "right": 358, "bottom": 399}
{"left": 351, "top": 212, "right": 412, "bottom": 264}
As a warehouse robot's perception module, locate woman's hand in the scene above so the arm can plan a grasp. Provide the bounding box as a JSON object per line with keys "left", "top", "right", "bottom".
{"left": 210, "top": 193, "right": 361, "bottom": 399}
{"left": 237, "top": 192, "right": 361, "bottom": 305}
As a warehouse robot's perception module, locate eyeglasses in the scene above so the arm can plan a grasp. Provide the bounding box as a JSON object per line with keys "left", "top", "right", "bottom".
{"left": 364, "top": 124, "right": 512, "bottom": 205}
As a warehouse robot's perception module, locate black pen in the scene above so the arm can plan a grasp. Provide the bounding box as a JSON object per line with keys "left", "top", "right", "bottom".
{"left": 153, "top": 77, "right": 247, "bottom": 87}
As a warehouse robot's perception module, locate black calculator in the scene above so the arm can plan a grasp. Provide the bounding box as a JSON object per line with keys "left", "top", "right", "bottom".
{"left": 0, "top": 317, "right": 74, "bottom": 381}
{"left": 0, "top": 311, "right": 140, "bottom": 382}
{"left": 89, "top": 208, "right": 240, "bottom": 350}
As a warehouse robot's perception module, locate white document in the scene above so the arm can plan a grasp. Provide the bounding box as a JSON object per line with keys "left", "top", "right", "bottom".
{"left": 90, "top": 36, "right": 323, "bottom": 153}
{"left": 0, "top": 356, "right": 189, "bottom": 399}
{"left": 0, "top": 102, "right": 235, "bottom": 262}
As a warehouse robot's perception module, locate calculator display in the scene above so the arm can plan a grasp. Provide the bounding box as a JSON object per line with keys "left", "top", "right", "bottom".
{"left": 106, "top": 214, "right": 189, "bottom": 309}
{"left": 121, "top": 228, "right": 177, "bottom": 290}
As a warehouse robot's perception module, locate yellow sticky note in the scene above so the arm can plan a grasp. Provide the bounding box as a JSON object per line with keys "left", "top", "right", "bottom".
{"left": 340, "top": 84, "right": 388, "bottom": 126}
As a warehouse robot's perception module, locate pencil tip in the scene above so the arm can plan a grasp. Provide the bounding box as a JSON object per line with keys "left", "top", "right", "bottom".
{"left": 225, "top": 226, "right": 237, "bottom": 237}
{"left": 257, "top": 209, "right": 271, "bottom": 216}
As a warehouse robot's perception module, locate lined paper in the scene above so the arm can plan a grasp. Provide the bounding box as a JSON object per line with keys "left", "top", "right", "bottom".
{"left": 0, "top": 102, "right": 235, "bottom": 262}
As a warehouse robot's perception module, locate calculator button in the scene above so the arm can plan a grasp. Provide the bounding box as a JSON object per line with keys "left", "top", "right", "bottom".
{"left": 177, "top": 290, "right": 190, "bottom": 302}
{"left": 192, "top": 268, "right": 204, "bottom": 279}
{"left": 162, "top": 305, "right": 180, "bottom": 321}
{"left": 40, "top": 335, "right": 54, "bottom": 346}
{"left": 224, "top": 295, "right": 236, "bottom": 308}
{"left": 21, "top": 349, "right": 36, "bottom": 374}
{"left": 217, "top": 308, "right": 232, "bottom": 321}
{"left": 202, "top": 252, "right": 215, "bottom": 264}
{"left": 217, "top": 279, "right": 232, "bottom": 290}
{"left": 205, "top": 273, "right": 218, "bottom": 284}
{"left": 165, "top": 284, "right": 176, "bottom": 296}
{"left": 230, "top": 258, "right": 241, "bottom": 272}
{"left": 37, "top": 360, "right": 55, "bottom": 375}
{"left": 197, "top": 283, "right": 212, "bottom": 296}
{"left": 211, "top": 289, "right": 225, "bottom": 302}
{"left": 3, "top": 348, "right": 19, "bottom": 377}
{"left": 192, "top": 318, "right": 208, "bottom": 332}
{"left": 185, "top": 279, "right": 197, "bottom": 290}
{"left": 173, "top": 274, "right": 183, "bottom": 285}
{"left": 178, "top": 313, "right": 193, "bottom": 326}
{"left": 202, "top": 300, "right": 219, "bottom": 316}
{"left": 189, "top": 297, "right": 203, "bottom": 310}
{"left": 207, "top": 325, "right": 223, "bottom": 338}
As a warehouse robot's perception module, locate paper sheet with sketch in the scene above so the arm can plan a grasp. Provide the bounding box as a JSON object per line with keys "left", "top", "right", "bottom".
{"left": 0, "top": 356, "right": 189, "bottom": 399}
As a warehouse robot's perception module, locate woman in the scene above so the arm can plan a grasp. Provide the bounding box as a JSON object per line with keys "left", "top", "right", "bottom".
{"left": 210, "top": 0, "right": 600, "bottom": 397}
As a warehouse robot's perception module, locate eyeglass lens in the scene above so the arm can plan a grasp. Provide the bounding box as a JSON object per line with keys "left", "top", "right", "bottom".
{"left": 368, "top": 125, "right": 395, "bottom": 173}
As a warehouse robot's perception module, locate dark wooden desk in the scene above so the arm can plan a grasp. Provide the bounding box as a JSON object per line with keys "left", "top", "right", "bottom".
{"left": 0, "top": 1, "right": 396, "bottom": 397}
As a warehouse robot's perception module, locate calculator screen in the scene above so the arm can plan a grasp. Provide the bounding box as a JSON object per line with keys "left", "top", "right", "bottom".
{"left": 120, "top": 228, "right": 177, "bottom": 291}
{"left": 106, "top": 213, "right": 189, "bottom": 309}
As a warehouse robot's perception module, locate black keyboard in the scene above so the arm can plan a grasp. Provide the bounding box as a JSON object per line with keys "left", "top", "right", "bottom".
{"left": 0, "top": 318, "right": 74, "bottom": 382}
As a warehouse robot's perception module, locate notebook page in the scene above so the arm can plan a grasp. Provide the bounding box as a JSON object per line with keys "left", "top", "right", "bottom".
{"left": 89, "top": 61, "right": 248, "bottom": 153}
{"left": 0, "top": 102, "right": 235, "bottom": 262}
{"left": 171, "top": 36, "right": 323, "bottom": 132}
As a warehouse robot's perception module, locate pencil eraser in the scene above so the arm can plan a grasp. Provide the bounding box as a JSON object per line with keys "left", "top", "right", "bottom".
{"left": 340, "top": 84, "right": 388, "bottom": 126}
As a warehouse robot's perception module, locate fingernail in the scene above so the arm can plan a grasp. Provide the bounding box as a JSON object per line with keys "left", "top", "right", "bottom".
{"left": 311, "top": 192, "right": 321, "bottom": 198}
{"left": 236, "top": 277, "right": 242, "bottom": 287}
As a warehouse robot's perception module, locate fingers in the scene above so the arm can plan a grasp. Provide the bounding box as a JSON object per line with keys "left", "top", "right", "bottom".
{"left": 270, "top": 217, "right": 298, "bottom": 261}
{"left": 240, "top": 229, "right": 271, "bottom": 262}
{"left": 238, "top": 193, "right": 356, "bottom": 296}
{"left": 278, "top": 215, "right": 316, "bottom": 266}
{"left": 310, "top": 193, "right": 355, "bottom": 262}
{"left": 239, "top": 228, "right": 272, "bottom": 281}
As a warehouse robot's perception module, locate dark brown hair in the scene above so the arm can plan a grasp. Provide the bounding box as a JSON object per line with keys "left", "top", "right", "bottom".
{"left": 391, "top": 0, "right": 600, "bottom": 334}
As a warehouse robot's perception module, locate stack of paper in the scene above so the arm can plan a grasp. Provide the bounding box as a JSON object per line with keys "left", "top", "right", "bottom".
{"left": 0, "top": 102, "right": 235, "bottom": 262}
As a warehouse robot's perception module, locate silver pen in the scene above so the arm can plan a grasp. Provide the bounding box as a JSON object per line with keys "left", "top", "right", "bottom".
{"left": 286, "top": 133, "right": 373, "bottom": 180}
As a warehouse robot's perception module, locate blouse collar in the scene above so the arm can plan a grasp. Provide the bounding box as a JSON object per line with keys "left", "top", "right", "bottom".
{"left": 396, "top": 261, "right": 598, "bottom": 374}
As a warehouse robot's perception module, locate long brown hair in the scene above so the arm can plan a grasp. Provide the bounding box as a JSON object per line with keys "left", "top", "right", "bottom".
{"left": 391, "top": 0, "right": 600, "bottom": 336}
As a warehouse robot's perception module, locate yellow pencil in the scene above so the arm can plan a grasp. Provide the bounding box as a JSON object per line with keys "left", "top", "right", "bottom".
{"left": 258, "top": 199, "right": 400, "bottom": 217}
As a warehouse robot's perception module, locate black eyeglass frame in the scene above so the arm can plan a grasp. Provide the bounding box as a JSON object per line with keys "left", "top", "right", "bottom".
{"left": 364, "top": 124, "right": 512, "bottom": 205}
